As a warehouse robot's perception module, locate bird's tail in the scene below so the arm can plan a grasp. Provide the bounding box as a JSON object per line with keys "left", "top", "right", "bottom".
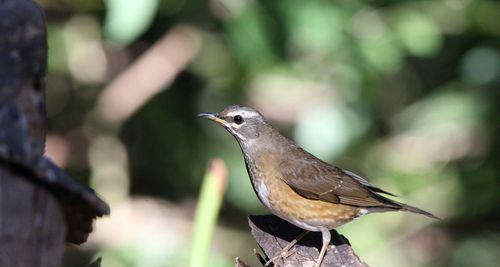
{"left": 370, "top": 192, "right": 440, "bottom": 219}
{"left": 399, "top": 202, "right": 440, "bottom": 219}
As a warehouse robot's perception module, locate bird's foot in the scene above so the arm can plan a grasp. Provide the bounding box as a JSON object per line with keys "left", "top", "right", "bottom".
{"left": 312, "top": 244, "right": 337, "bottom": 267}
{"left": 264, "top": 247, "right": 297, "bottom": 266}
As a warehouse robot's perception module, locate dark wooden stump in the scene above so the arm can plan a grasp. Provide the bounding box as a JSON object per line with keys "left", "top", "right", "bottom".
{"left": 0, "top": 168, "right": 66, "bottom": 267}
{"left": 0, "top": 1, "right": 109, "bottom": 266}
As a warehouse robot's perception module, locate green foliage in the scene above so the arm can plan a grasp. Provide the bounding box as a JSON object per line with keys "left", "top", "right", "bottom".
{"left": 41, "top": 0, "right": 500, "bottom": 266}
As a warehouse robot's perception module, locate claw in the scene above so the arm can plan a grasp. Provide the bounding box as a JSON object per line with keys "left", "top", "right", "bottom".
{"left": 264, "top": 247, "right": 297, "bottom": 266}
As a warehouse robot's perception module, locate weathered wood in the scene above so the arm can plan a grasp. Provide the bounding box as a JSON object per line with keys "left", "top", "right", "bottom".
{"left": 244, "top": 215, "right": 368, "bottom": 267}
{"left": 0, "top": 167, "right": 66, "bottom": 267}
{"left": 0, "top": 0, "right": 109, "bottom": 266}
{"left": 0, "top": 0, "right": 109, "bottom": 221}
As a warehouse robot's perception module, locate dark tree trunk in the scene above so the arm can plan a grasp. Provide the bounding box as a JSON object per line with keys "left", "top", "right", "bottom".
{"left": 0, "top": 1, "right": 109, "bottom": 266}
{"left": 0, "top": 168, "right": 67, "bottom": 267}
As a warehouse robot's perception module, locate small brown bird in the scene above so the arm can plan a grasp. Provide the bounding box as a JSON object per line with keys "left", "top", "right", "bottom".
{"left": 199, "top": 105, "right": 437, "bottom": 267}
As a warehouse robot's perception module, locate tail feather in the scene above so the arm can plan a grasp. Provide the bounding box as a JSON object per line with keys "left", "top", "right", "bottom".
{"left": 369, "top": 192, "right": 440, "bottom": 219}
{"left": 366, "top": 185, "right": 398, "bottom": 197}
{"left": 399, "top": 203, "right": 440, "bottom": 220}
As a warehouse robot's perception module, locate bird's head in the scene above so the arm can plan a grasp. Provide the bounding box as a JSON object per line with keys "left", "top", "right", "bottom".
{"left": 198, "top": 105, "right": 265, "bottom": 141}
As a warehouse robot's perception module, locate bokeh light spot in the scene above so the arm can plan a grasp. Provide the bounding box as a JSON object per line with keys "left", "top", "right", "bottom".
{"left": 295, "top": 104, "right": 367, "bottom": 160}
{"left": 393, "top": 11, "right": 442, "bottom": 57}
{"left": 461, "top": 47, "right": 500, "bottom": 85}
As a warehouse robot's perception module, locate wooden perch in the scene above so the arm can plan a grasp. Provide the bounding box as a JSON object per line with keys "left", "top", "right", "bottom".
{"left": 239, "top": 215, "right": 368, "bottom": 267}
{"left": 0, "top": 0, "right": 109, "bottom": 266}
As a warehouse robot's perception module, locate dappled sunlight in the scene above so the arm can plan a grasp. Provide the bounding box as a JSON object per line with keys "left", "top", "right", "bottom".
{"left": 65, "top": 15, "right": 108, "bottom": 84}
{"left": 36, "top": 0, "right": 500, "bottom": 266}
{"left": 85, "top": 197, "right": 255, "bottom": 267}
{"left": 88, "top": 135, "right": 130, "bottom": 204}
{"left": 98, "top": 25, "right": 202, "bottom": 123}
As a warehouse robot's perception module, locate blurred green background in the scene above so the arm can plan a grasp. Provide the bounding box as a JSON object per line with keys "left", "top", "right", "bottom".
{"left": 36, "top": 0, "right": 500, "bottom": 266}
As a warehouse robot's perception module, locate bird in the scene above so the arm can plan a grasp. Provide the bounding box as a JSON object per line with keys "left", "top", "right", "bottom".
{"left": 199, "top": 105, "right": 438, "bottom": 267}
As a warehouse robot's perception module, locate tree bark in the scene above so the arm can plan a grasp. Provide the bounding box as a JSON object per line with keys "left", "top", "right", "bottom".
{"left": 240, "top": 215, "right": 368, "bottom": 267}
{"left": 0, "top": 1, "right": 109, "bottom": 266}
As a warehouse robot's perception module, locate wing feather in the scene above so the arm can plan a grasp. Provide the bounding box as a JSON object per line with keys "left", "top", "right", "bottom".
{"left": 279, "top": 149, "right": 398, "bottom": 208}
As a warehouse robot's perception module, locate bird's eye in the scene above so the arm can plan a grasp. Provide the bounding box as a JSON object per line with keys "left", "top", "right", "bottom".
{"left": 233, "top": 115, "right": 244, "bottom": 125}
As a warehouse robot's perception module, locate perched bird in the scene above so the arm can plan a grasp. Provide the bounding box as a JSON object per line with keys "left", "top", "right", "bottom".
{"left": 199, "top": 105, "right": 438, "bottom": 267}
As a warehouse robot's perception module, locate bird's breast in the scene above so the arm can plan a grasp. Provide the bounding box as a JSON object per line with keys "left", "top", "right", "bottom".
{"left": 254, "top": 178, "right": 272, "bottom": 210}
{"left": 246, "top": 152, "right": 364, "bottom": 230}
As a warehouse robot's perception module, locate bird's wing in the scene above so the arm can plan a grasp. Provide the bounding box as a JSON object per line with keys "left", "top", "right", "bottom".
{"left": 342, "top": 169, "right": 398, "bottom": 197}
{"left": 279, "top": 151, "right": 398, "bottom": 208}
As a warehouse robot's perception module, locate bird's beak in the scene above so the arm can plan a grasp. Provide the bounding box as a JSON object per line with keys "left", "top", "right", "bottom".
{"left": 198, "top": 112, "right": 226, "bottom": 124}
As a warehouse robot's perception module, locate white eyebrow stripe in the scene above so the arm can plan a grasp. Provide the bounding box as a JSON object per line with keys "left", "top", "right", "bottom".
{"left": 226, "top": 110, "right": 259, "bottom": 118}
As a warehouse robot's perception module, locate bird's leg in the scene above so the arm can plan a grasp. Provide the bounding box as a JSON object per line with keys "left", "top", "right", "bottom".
{"left": 314, "top": 228, "right": 331, "bottom": 267}
{"left": 264, "top": 230, "right": 309, "bottom": 266}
